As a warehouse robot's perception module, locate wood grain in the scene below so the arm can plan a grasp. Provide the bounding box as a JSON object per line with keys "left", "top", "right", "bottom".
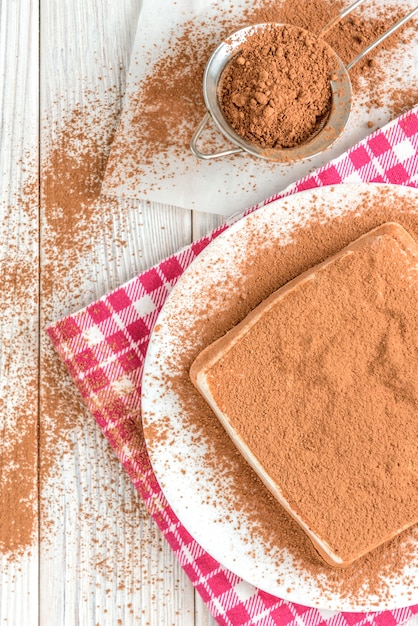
{"left": 38, "top": 0, "right": 212, "bottom": 623}
{"left": 0, "top": 0, "right": 39, "bottom": 623}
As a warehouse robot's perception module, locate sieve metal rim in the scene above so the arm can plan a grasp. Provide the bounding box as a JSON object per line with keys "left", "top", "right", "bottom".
{"left": 191, "top": 23, "right": 352, "bottom": 162}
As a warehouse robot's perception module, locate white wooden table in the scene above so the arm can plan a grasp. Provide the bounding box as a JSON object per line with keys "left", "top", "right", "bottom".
{"left": 0, "top": 1, "right": 417, "bottom": 624}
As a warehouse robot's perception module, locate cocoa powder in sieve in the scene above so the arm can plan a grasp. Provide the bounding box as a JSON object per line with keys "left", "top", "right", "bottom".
{"left": 105, "top": 0, "right": 417, "bottom": 186}
{"left": 219, "top": 24, "right": 336, "bottom": 149}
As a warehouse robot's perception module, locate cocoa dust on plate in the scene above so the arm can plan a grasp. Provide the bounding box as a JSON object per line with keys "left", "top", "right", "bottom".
{"left": 144, "top": 186, "right": 418, "bottom": 606}
{"left": 190, "top": 222, "right": 418, "bottom": 569}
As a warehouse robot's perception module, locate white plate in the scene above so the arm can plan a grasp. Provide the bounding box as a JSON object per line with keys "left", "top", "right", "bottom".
{"left": 141, "top": 183, "right": 418, "bottom": 612}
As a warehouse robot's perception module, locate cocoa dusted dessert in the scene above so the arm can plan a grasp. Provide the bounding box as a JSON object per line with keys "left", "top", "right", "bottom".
{"left": 190, "top": 222, "right": 418, "bottom": 567}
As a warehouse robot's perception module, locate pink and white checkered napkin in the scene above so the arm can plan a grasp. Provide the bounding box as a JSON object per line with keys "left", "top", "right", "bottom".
{"left": 48, "top": 107, "right": 418, "bottom": 626}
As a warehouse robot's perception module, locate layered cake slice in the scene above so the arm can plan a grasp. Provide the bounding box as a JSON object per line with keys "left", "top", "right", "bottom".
{"left": 190, "top": 222, "right": 418, "bottom": 567}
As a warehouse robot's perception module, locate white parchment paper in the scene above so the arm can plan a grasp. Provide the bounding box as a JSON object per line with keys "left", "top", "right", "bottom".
{"left": 102, "top": 0, "right": 418, "bottom": 216}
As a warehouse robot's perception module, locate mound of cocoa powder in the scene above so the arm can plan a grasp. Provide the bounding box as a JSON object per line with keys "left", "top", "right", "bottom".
{"left": 219, "top": 24, "right": 337, "bottom": 149}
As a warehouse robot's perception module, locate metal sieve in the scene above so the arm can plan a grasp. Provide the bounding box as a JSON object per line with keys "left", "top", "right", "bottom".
{"left": 190, "top": 1, "right": 418, "bottom": 162}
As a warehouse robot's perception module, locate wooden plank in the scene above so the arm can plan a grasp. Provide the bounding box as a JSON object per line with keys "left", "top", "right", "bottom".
{"left": 0, "top": 0, "right": 39, "bottom": 623}
{"left": 39, "top": 0, "right": 197, "bottom": 623}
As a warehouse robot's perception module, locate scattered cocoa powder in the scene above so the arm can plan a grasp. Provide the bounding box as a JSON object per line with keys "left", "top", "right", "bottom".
{"left": 0, "top": 417, "right": 38, "bottom": 555}
{"left": 0, "top": 90, "right": 137, "bottom": 560}
{"left": 148, "top": 186, "right": 418, "bottom": 604}
{"left": 41, "top": 98, "right": 122, "bottom": 288}
{"left": 0, "top": 184, "right": 39, "bottom": 558}
{"left": 219, "top": 24, "right": 336, "bottom": 149}
{"left": 38, "top": 90, "right": 150, "bottom": 565}
{"left": 35, "top": 88, "right": 180, "bottom": 613}
{"left": 388, "top": 86, "right": 418, "bottom": 118}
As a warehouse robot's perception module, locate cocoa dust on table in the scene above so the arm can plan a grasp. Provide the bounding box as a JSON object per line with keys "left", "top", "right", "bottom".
{"left": 148, "top": 187, "right": 418, "bottom": 605}
{"left": 39, "top": 92, "right": 151, "bottom": 591}
{"left": 0, "top": 210, "right": 39, "bottom": 555}
{"left": 0, "top": 89, "right": 147, "bottom": 568}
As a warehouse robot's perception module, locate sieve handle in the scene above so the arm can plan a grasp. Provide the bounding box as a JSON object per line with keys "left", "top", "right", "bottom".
{"left": 346, "top": 6, "right": 418, "bottom": 71}
{"left": 190, "top": 112, "right": 244, "bottom": 160}
{"left": 319, "top": 0, "right": 367, "bottom": 36}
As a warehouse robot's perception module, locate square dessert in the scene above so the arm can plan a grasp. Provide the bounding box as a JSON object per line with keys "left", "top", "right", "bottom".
{"left": 190, "top": 222, "right": 418, "bottom": 567}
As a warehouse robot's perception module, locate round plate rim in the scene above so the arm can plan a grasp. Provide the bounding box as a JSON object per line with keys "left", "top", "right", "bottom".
{"left": 141, "top": 182, "right": 418, "bottom": 612}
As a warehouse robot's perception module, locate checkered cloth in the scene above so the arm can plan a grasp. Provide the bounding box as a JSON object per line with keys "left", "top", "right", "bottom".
{"left": 48, "top": 106, "right": 418, "bottom": 626}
